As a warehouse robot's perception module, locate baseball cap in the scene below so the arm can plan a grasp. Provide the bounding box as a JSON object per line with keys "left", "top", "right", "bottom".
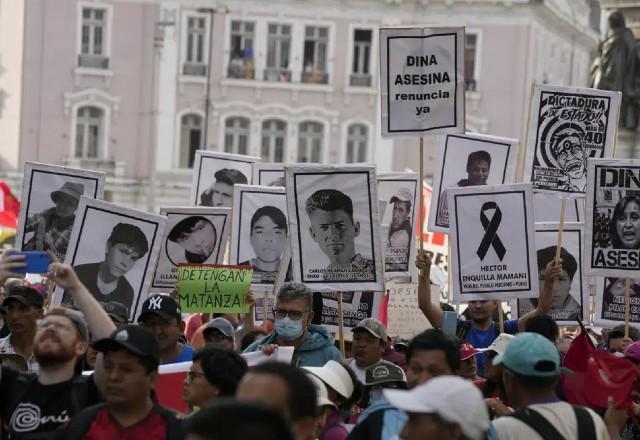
{"left": 304, "top": 360, "right": 355, "bottom": 399}
{"left": 493, "top": 332, "right": 561, "bottom": 377}
{"left": 203, "top": 317, "right": 235, "bottom": 339}
{"left": 101, "top": 301, "right": 129, "bottom": 324}
{"left": 477, "top": 333, "right": 514, "bottom": 355}
{"left": 2, "top": 285, "right": 44, "bottom": 309}
{"left": 137, "top": 295, "right": 182, "bottom": 323}
{"left": 624, "top": 340, "right": 640, "bottom": 362}
{"left": 390, "top": 187, "right": 413, "bottom": 204}
{"left": 45, "top": 308, "right": 90, "bottom": 341}
{"left": 365, "top": 361, "right": 407, "bottom": 387}
{"left": 384, "top": 376, "right": 489, "bottom": 440}
{"left": 353, "top": 318, "right": 387, "bottom": 341}
{"left": 93, "top": 324, "right": 160, "bottom": 363}
{"left": 307, "top": 373, "right": 337, "bottom": 410}
{"left": 460, "top": 342, "right": 480, "bottom": 361}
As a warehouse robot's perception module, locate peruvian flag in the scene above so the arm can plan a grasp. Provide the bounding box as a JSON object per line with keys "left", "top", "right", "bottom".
{"left": 0, "top": 181, "right": 19, "bottom": 229}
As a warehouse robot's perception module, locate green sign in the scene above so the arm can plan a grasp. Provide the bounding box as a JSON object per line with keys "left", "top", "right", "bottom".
{"left": 177, "top": 264, "right": 253, "bottom": 313}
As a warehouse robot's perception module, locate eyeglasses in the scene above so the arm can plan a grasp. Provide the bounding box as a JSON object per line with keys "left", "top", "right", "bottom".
{"left": 272, "top": 308, "right": 307, "bottom": 321}
{"left": 187, "top": 371, "right": 206, "bottom": 382}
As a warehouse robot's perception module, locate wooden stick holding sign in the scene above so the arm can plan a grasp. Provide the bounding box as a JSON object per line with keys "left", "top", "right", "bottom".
{"left": 498, "top": 302, "right": 504, "bottom": 334}
{"left": 555, "top": 197, "right": 567, "bottom": 263}
{"left": 625, "top": 278, "right": 632, "bottom": 339}
{"left": 337, "top": 292, "right": 346, "bottom": 358}
{"left": 263, "top": 289, "right": 270, "bottom": 332}
{"left": 418, "top": 137, "right": 425, "bottom": 280}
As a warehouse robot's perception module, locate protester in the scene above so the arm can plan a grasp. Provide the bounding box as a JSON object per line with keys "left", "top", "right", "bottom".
{"left": 62, "top": 325, "right": 184, "bottom": 439}
{"left": 0, "top": 285, "right": 44, "bottom": 372}
{"left": 0, "top": 261, "right": 116, "bottom": 439}
{"left": 304, "top": 360, "right": 363, "bottom": 440}
{"left": 190, "top": 292, "right": 255, "bottom": 349}
{"left": 202, "top": 317, "right": 236, "bottom": 350}
{"left": 382, "top": 337, "right": 407, "bottom": 370}
{"left": 240, "top": 329, "right": 268, "bottom": 351}
{"left": 416, "top": 250, "right": 559, "bottom": 376}
{"left": 244, "top": 283, "right": 342, "bottom": 367}
{"left": 345, "top": 318, "right": 387, "bottom": 382}
{"left": 138, "top": 294, "right": 194, "bottom": 364}
{"left": 236, "top": 361, "right": 318, "bottom": 440}
{"left": 306, "top": 373, "right": 344, "bottom": 440}
{"left": 347, "top": 361, "right": 408, "bottom": 440}
{"left": 458, "top": 341, "right": 481, "bottom": 380}
{"left": 183, "top": 347, "right": 248, "bottom": 411}
{"left": 385, "top": 375, "right": 490, "bottom": 440}
{"left": 491, "top": 332, "right": 609, "bottom": 439}
{"left": 474, "top": 333, "right": 514, "bottom": 418}
{"left": 405, "top": 328, "right": 460, "bottom": 388}
{"left": 606, "top": 324, "right": 639, "bottom": 354}
{"left": 184, "top": 399, "right": 295, "bottom": 440}
{"left": 524, "top": 314, "right": 560, "bottom": 344}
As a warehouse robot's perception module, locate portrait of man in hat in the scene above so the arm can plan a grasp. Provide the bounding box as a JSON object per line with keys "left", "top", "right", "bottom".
{"left": 387, "top": 187, "right": 413, "bottom": 249}
{"left": 200, "top": 168, "right": 248, "bottom": 207}
{"left": 23, "top": 181, "right": 85, "bottom": 259}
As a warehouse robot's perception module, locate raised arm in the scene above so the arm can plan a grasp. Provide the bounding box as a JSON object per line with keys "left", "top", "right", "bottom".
{"left": 416, "top": 250, "right": 443, "bottom": 329}
{"left": 517, "top": 259, "right": 560, "bottom": 332}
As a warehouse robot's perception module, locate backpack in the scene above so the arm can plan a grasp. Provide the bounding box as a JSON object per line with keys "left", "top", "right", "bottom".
{"left": 508, "top": 405, "right": 596, "bottom": 440}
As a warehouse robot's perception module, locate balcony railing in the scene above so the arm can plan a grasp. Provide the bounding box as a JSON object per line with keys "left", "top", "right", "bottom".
{"left": 349, "top": 73, "right": 372, "bottom": 87}
{"left": 183, "top": 62, "right": 207, "bottom": 76}
{"left": 78, "top": 54, "right": 110, "bottom": 69}
{"left": 302, "top": 71, "right": 329, "bottom": 84}
{"left": 263, "top": 67, "right": 291, "bottom": 82}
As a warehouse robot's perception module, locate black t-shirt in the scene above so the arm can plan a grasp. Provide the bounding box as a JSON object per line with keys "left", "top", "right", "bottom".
{"left": 0, "top": 366, "right": 101, "bottom": 440}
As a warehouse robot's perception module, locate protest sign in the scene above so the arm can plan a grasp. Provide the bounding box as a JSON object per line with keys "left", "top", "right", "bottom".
{"left": 229, "top": 185, "right": 288, "bottom": 288}
{"left": 524, "top": 85, "right": 620, "bottom": 195}
{"left": 151, "top": 207, "right": 231, "bottom": 290}
{"left": 512, "top": 223, "right": 587, "bottom": 325}
{"left": 386, "top": 281, "right": 434, "bottom": 339}
{"left": 533, "top": 191, "right": 583, "bottom": 223}
{"left": 177, "top": 264, "right": 252, "bottom": 313}
{"left": 16, "top": 162, "right": 105, "bottom": 261}
{"left": 253, "top": 163, "right": 286, "bottom": 187}
{"left": 311, "top": 291, "right": 382, "bottom": 335}
{"left": 190, "top": 151, "right": 260, "bottom": 207}
{"left": 51, "top": 197, "right": 167, "bottom": 322}
{"left": 585, "top": 159, "right": 640, "bottom": 277}
{"left": 593, "top": 277, "right": 640, "bottom": 328}
{"left": 428, "top": 133, "right": 518, "bottom": 233}
{"left": 449, "top": 184, "right": 538, "bottom": 301}
{"left": 377, "top": 173, "right": 420, "bottom": 278}
{"left": 379, "top": 27, "right": 465, "bottom": 136}
{"left": 285, "top": 165, "right": 384, "bottom": 292}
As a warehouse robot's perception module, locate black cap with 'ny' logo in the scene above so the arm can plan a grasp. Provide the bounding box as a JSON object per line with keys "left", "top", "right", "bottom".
{"left": 137, "top": 294, "right": 182, "bottom": 323}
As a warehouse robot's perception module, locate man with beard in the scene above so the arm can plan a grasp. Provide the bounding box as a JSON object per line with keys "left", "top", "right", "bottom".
{"left": 416, "top": 250, "right": 559, "bottom": 377}
{"left": 0, "top": 260, "right": 116, "bottom": 439}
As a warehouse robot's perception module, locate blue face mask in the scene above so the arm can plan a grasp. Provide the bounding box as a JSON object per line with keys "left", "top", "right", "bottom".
{"left": 275, "top": 317, "right": 304, "bottom": 340}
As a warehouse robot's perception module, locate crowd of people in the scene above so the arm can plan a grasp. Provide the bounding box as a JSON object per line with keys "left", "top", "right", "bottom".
{"left": 0, "top": 248, "right": 638, "bottom": 440}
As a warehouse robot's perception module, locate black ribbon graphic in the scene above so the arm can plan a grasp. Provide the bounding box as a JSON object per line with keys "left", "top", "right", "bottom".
{"left": 476, "top": 201, "right": 506, "bottom": 261}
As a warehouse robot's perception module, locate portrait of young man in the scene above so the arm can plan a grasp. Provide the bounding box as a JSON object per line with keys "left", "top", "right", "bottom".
{"left": 240, "top": 206, "right": 288, "bottom": 283}
{"left": 167, "top": 216, "right": 217, "bottom": 264}
{"left": 200, "top": 168, "right": 248, "bottom": 207}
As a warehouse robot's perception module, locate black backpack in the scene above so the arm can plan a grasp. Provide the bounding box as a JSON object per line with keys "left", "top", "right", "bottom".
{"left": 508, "top": 405, "right": 596, "bottom": 440}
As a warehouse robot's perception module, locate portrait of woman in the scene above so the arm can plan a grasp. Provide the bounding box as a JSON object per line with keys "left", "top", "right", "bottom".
{"left": 609, "top": 195, "right": 640, "bottom": 249}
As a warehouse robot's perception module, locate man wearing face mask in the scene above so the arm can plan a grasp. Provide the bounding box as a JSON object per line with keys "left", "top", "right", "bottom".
{"left": 243, "top": 283, "right": 342, "bottom": 367}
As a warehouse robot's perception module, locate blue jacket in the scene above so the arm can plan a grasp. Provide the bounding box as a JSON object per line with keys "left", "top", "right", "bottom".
{"left": 347, "top": 397, "right": 408, "bottom": 440}
{"left": 243, "top": 324, "right": 342, "bottom": 367}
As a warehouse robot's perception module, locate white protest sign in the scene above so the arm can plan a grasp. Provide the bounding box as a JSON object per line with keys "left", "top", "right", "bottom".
{"left": 379, "top": 27, "right": 465, "bottom": 136}
{"left": 593, "top": 277, "right": 640, "bottom": 328}
{"left": 524, "top": 84, "right": 620, "bottom": 195}
{"left": 449, "top": 184, "right": 538, "bottom": 301}
{"left": 585, "top": 159, "right": 640, "bottom": 277}
{"left": 386, "top": 281, "right": 435, "bottom": 339}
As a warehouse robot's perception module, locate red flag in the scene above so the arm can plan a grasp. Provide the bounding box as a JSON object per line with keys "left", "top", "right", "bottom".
{"left": 561, "top": 324, "right": 595, "bottom": 405}
{"left": 378, "top": 289, "right": 389, "bottom": 327}
{"left": 584, "top": 351, "right": 638, "bottom": 409}
{"left": 0, "top": 181, "right": 19, "bottom": 230}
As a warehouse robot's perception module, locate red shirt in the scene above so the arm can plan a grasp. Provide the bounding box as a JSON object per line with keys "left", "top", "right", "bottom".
{"left": 82, "top": 406, "right": 167, "bottom": 440}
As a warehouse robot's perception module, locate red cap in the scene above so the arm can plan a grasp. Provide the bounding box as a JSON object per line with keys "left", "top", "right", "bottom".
{"left": 460, "top": 343, "right": 480, "bottom": 360}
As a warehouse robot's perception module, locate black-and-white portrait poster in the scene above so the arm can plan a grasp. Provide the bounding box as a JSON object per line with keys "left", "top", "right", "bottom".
{"left": 585, "top": 159, "right": 640, "bottom": 277}
{"left": 524, "top": 84, "right": 621, "bottom": 195}
{"left": 379, "top": 27, "right": 465, "bottom": 136}
{"left": 512, "top": 223, "right": 587, "bottom": 325}
{"left": 449, "top": 183, "right": 539, "bottom": 301}
{"left": 311, "top": 291, "right": 382, "bottom": 335}
{"left": 52, "top": 197, "right": 167, "bottom": 322}
{"left": 377, "top": 173, "right": 419, "bottom": 278}
{"left": 594, "top": 277, "right": 640, "bottom": 328}
{"left": 285, "top": 165, "right": 384, "bottom": 292}
{"left": 533, "top": 191, "right": 583, "bottom": 223}
{"left": 16, "top": 162, "right": 105, "bottom": 261}
{"left": 151, "top": 207, "right": 231, "bottom": 290}
{"left": 229, "top": 185, "right": 289, "bottom": 288}
{"left": 428, "top": 133, "right": 518, "bottom": 233}
{"left": 190, "top": 150, "right": 260, "bottom": 207}
{"left": 253, "top": 163, "right": 286, "bottom": 187}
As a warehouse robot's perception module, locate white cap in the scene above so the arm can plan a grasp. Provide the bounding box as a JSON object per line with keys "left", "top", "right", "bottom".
{"left": 306, "top": 373, "right": 337, "bottom": 410}
{"left": 477, "top": 333, "right": 514, "bottom": 355}
{"left": 384, "top": 376, "right": 489, "bottom": 440}
{"left": 303, "top": 360, "right": 355, "bottom": 399}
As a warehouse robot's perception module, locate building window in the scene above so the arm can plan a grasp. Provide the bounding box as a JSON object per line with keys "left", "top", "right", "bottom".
{"left": 228, "top": 20, "right": 255, "bottom": 79}
{"left": 302, "top": 26, "right": 329, "bottom": 84}
{"left": 350, "top": 29, "right": 372, "bottom": 87}
{"left": 78, "top": 7, "right": 109, "bottom": 69}
{"left": 224, "top": 117, "right": 250, "bottom": 155}
{"left": 265, "top": 24, "right": 291, "bottom": 82}
{"left": 298, "top": 121, "right": 323, "bottom": 163}
{"left": 465, "top": 33, "right": 478, "bottom": 91}
{"left": 261, "top": 119, "right": 287, "bottom": 163}
{"left": 179, "top": 114, "right": 203, "bottom": 168}
{"left": 183, "top": 15, "right": 208, "bottom": 76}
{"left": 346, "top": 124, "right": 368, "bottom": 163}
{"left": 75, "top": 106, "right": 104, "bottom": 159}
